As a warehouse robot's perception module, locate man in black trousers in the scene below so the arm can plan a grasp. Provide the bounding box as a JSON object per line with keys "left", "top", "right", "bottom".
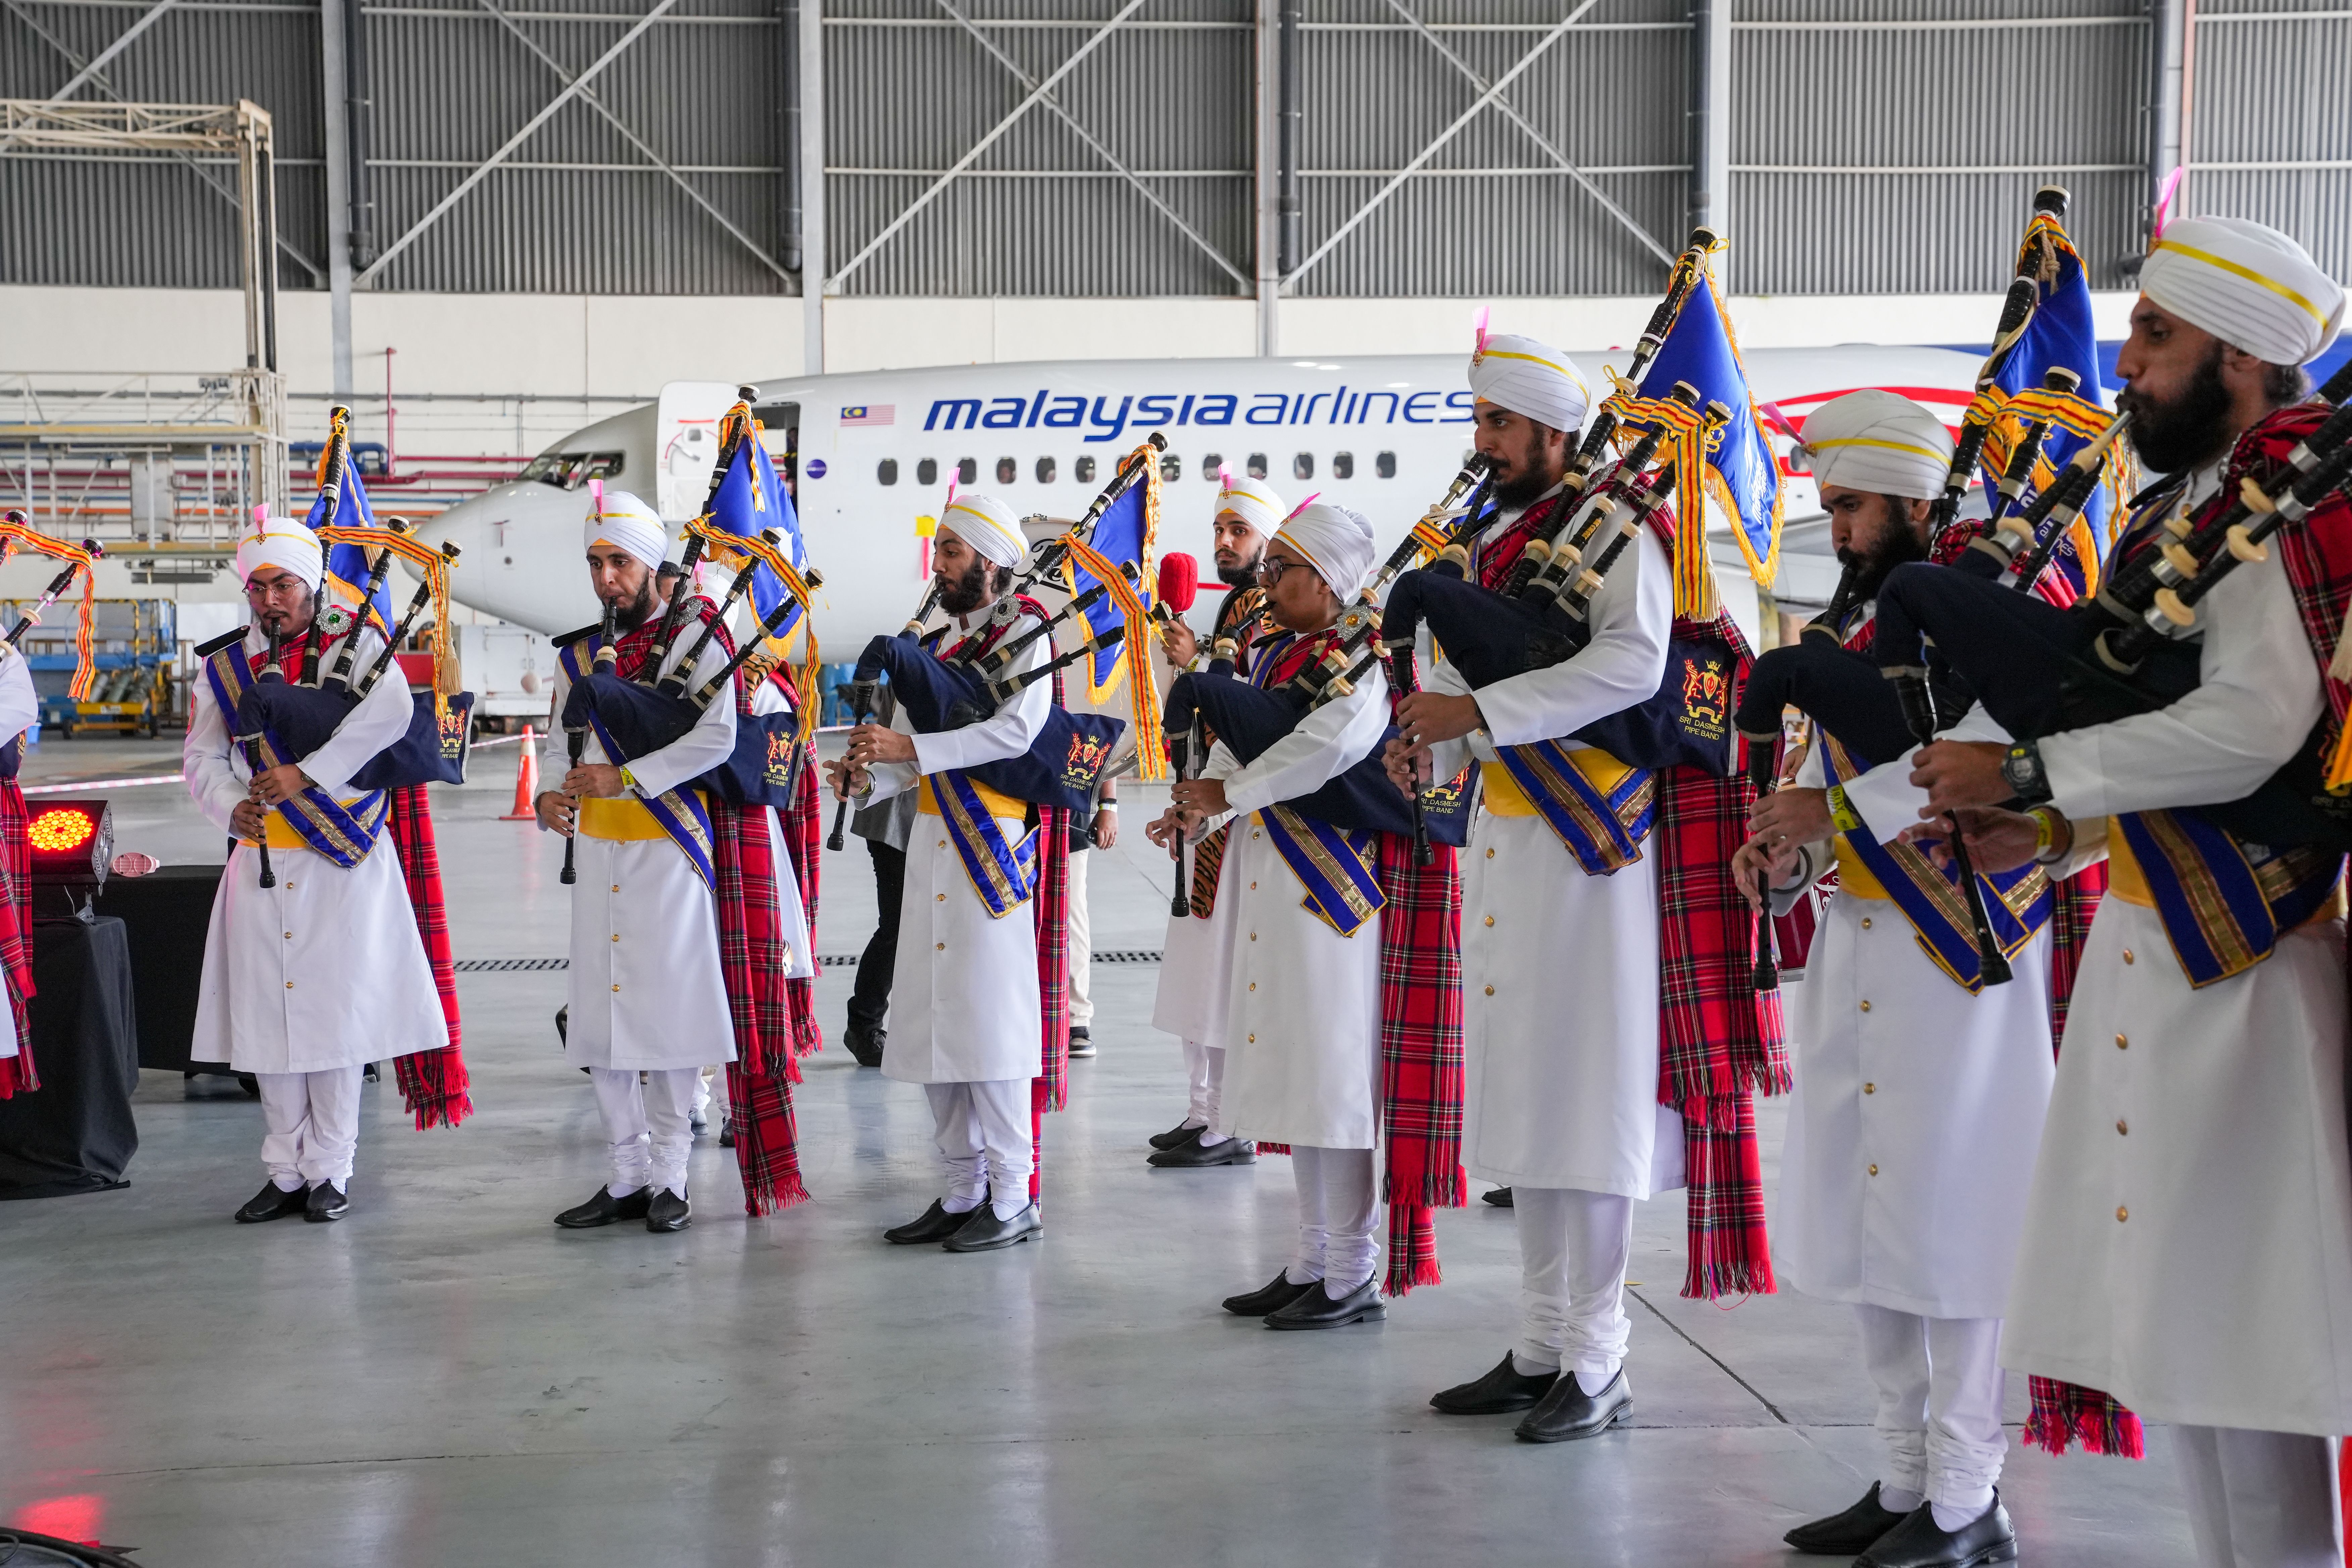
{"left": 842, "top": 686, "right": 916, "bottom": 1068}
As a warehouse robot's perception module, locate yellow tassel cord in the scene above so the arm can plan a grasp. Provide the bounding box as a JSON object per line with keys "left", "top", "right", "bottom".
{"left": 0, "top": 515, "right": 100, "bottom": 699}
{"left": 684, "top": 518, "right": 824, "bottom": 749}
{"left": 316, "top": 524, "right": 458, "bottom": 707}
{"left": 1058, "top": 530, "right": 1168, "bottom": 781}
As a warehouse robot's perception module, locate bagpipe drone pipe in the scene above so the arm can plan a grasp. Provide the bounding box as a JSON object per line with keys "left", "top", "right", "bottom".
{"left": 1869, "top": 358, "right": 2352, "bottom": 852}
{"left": 556, "top": 529, "right": 828, "bottom": 810}
{"left": 1379, "top": 385, "right": 1740, "bottom": 780}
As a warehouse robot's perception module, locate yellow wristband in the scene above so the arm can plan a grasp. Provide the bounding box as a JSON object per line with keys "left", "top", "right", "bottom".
{"left": 1826, "top": 784, "right": 1863, "bottom": 835}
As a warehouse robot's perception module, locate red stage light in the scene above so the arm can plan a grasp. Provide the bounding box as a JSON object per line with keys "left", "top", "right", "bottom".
{"left": 26, "top": 797, "right": 112, "bottom": 885}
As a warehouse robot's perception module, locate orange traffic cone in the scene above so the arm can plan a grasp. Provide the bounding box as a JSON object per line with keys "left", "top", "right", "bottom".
{"left": 501, "top": 724, "right": 541, "bottom": 820}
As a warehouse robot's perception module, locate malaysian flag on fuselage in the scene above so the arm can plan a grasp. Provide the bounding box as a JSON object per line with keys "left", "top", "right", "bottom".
{"left": 839, "top": 405, "right": 894, "bottom": 427}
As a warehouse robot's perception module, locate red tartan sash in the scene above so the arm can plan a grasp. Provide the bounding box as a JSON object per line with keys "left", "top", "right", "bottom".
{"left": 0, "top": 780, "right": 35, "bottom": 1097}
{"left": 1470, "top": 490, "right": 1573, "bottom": 592}
{"left": 1374, "top": 833, "right": 1465, "bottom": 1296}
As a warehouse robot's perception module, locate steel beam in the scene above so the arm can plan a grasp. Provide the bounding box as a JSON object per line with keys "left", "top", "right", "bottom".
{"left": 824, "top": 0, "right": 1151, "bottom": 294}
{"left": 1688, "top": 0, "right": 1729, "bottom": 284}
{"left": 800, "top": 0, "right": 824, "bottom": 372}
{"left": 1255, "top": 0, "right": 1277, "bottom": 355}
{"left": 355, "top": 0, "right": 679, "bottom": 287}
{"left": 322, "top": 0, "right": 354, "bottom": 394}
{"left": 2148, "top": 0, "right": 2194, "bottom": 239}
{"left": 1282, "top": 0, "right": 1604, "bottom": 292}
{"left": 43, "top": 0, "right": 180, "bottom": 103}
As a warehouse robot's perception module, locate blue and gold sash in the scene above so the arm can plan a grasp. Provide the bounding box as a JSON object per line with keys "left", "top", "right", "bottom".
{"left": 1488, "top": 739, "right": 1656, "bottom": 875}
{"left": 203, "top": 644, "right": 388, "bottom": 868}
{"left": 1258, "top": 804, "right": 1386, "bottom": 937}
{"left": 2112, "top": 809, "right": 2345, "bottom": 988}
{"left": 557, "top": 640, "right": 718, "bottom": 888}
{"left": 920, "top": 772, "right": 1041, "bottom": 919}
{"left": 1821, "top": 736, "right": 2053, "bottom": 993}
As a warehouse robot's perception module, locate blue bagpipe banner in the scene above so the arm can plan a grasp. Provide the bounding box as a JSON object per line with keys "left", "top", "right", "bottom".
{"left": 303, "top": 419, "right": 397, "bottom": 638}
{"left": 1973, "top": 209, "right": 2130, "bottom": 602}
{"left": 1599, "top": 246, "right": 1783, "bottom": 620}
{"left": 1057, "top": 437, "right": 1168, "bottom": 779}
{"left": 703, "top": 402, "right": 809, "bottom": 643}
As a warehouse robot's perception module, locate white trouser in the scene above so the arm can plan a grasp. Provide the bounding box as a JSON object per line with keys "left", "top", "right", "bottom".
{"left": 2175, "top": 1426, "right": 2342, "bottom": 1568}
{"left": 1514, "top": 1186, "right": 1634, "bottom": 1385}
{"left": 1285, "top": 1145, "right": 1379, "bottom": 1296}
{"left": 591, "top": 1066, "right": 699, "bottom": 1198}
{"left": 1181, "top": 1037, "right": 1229, "bottom": 1141}
{"left": 1068, "top": 849, "right": 1093, "bottom": 1028}
{"left": 1853, "top": 1306, "right": 2007, "bottom": 1517}
{"left": 255, "top": 1067, "right": 364, "bottom": 1189}
{"left": 691, "top": 1065, "right": 714, "bottom": 1123}
{"left": 926, "top": 1078, "right": 1033, "bottom": 1220}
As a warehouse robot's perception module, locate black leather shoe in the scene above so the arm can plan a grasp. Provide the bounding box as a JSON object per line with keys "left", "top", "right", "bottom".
{"left": 1222, "top": 1272, "right": 1316, "bottom": 1317}
{"left": 884, "top": 1199, "right": 980, "bottom": 1245}
{"left": 555, "top": 1185, "right": 653, "bottom": 1228}
{"left": 1149, "top": 1120, "right": 1206, "bottom": 1152}
{"left": 1481, "top": 1186, "right": 1515, "bottom": 1208}
{"left": 1785, "top": 1482, "right": 1911, "bottom": 1556}
{"left": 1855, "top": 1494, "right": 2017, "bottom": 1568}
{"left": 1431, "top": 1351, "right": 1559, "bottom": 1414}
{"left": 1066, "top": 1027, "right": 1095, "bottom": 1060}
{"left": 719, "top": 1117, "right": 736, "bottom": 1147}
{"left": 1148, "top": 1135, "right": 1256, "bottom": 1169}
{"left": 943, "top": 1202, "right": 1042, "bottom": 1252}
{"left": 303, "top": 1182, "right": 350, "bottom": 1223}
{"left": 1266, "top": 1276, "right": 1386, "bottom": 1330}
{"left": 645, "top": 1188, "right": 691, "bottom": 1232}
{"left": 1515, "top": 1366, "right": 1631, "bottom": 1442}
{"left": 235, "top": 1181, "right": 309, "bottom": 1224}
{"left": 842, "top": 1024, "right": 884, "bottom": 1069}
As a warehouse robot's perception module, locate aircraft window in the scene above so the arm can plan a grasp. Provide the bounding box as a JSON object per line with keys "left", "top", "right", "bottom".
{"left": 1160, "top": 452, "right": 1181, "bottom": 482}
{"left": 996, "top": 456, "right": 1017, "bottom": 485}
{"left": 1293, "top": 453, "right": 1314, "bottom": 481}
{"left": 1376, "top": 450, "right": 1397, "bottom": 479}
{"left": 877, "top": 458, "right": 898, "bottom": 486}
{"left": 518, "top": 450, "right": 626, "bottom": 490}
{"left": 957, "top": 457, "right": 977, "bottom": 486}
{"left": 1246, "top": 453, "right": 1268, "bottom": 479}
{"left": 1035, "top": 456, "right": 1056, "bottom": 484}
{"left": 1074, "top": 455, "right": 1097, "bottom": 484}
{"left": 1202, "top": 452, "right": 1222, "bottom": 479}
{"left": 1331, "top": 451, "right": 1353, "bottom": 480}
{"left": 917, "top": 458, "right": 938, "bottom": 487}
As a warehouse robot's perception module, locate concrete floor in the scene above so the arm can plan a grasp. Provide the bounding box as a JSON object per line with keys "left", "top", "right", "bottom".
{"left": 0, "top": 736, "right": 2196, "bottom": 1566}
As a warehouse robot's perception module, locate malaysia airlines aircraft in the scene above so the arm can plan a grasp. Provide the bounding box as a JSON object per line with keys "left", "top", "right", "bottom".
{"left": 423, "top": 346, "right": 1989, "bottom": 649}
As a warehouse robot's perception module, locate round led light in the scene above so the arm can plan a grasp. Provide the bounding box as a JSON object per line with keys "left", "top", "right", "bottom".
{"left": 29, "top": 807, "right": 96, "bottom": 852}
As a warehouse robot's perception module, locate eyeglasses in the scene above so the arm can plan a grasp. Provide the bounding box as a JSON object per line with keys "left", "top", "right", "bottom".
{"left": 1257, "top": 556, "right": 1302, "bottom": 587}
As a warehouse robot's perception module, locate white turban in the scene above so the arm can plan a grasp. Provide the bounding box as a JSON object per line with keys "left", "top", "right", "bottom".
{"left": 1213, "top": 467, "right": 1285, "bottom": 538}
{"left": 235, "top": 516, "right": 323, "bottom": 590}
{"left": 1796, "top": 390, "right": 1955, "bottom": 501}
{"left": 939, "top": 493, "right": 1027, "bottom": 570}
{"left": 1468, "top": 331, "right": 1590, "bottom": 435}
{"left": 583, "top": 489, "right": 668, "bottom": 570}
{"left": 1275, "top": 502, "right": 1378, "bottom": 601}
{"left": 2142, "top": 216, "right": 2345, "bottom": 366}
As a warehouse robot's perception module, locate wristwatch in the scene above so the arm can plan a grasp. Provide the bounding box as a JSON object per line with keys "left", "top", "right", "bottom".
{"left": 2000, "top": 739, "right": 2053, "bottom": 805}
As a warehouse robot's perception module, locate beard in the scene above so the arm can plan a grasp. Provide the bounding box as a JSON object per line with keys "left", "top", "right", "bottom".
{"left": 608, "top": 579, "right": 659, "bottom": 630}
{"left": 1215, "top": 542, "right": 1265, "bottom": 589}
{"left": 1836, "top": 495, "right": 1929, "bottom": 602}
{"left": 2119, "top": 342, "right": 2235, "bottom": 476}
{"left": 936, "top": 556, "right": 994, "bottom": 617}
{"left": 1489, "top": 424, "right": 1570, "bottom": 510}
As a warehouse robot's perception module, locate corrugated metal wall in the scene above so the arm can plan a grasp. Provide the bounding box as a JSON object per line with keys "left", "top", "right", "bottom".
{"left": 3, "top": 0, "right": 2346, "bottom": 299}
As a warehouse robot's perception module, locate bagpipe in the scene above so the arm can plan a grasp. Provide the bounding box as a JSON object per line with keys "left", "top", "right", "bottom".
{"left": 825, "top": 441, "right": 1169, "bottom": 848}
{"left": 556, "top": 519, "right": 827, "bottom": 818}
{"left": 1869, "top": 357, "right": 2352, "bottom": 855}
{"left": 1381, "top": 382, "right": 1740, "bottom": 790}
{"left": 0, "top": 514, "right": 103, "bottom": 780}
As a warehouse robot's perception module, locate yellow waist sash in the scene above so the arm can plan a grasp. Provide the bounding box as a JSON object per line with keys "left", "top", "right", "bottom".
{"left": 1829, "top": 837, "right": 1893, "bottom": 900}
{"left": 244, "top": 798, "right": 368, "bottom": 853}
{"left": 917, "top": 774, "right": 1026, "bottom": 823}
{"left": 579, "top": 792, "right": 702, "bottom": 842}
{"left": 1479, "top": 748, "right": 1638, "bottom": 817}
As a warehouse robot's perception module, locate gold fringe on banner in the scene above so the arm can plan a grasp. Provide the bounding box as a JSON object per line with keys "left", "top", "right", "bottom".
{"left": 685, "top": 518, "right": 824, "bottom": 748}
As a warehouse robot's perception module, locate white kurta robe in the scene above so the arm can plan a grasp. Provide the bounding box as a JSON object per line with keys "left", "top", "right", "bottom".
{"left": 0, "top": 649, "right": 32, "bottom": 1065}
{"left": 2003, "top": 495, "right": 2352, "bottom": 1435}
{"left": 188, "top": 628, "right": 446, "bottom": 1075}
{"left": 1209, "top": 661, "right": 1392, "bottom": 1150}
{"left": 865, "top": 608, "right": 1052, "bottom": 1087}
{"left": 1426, "top": 509, "right": 1682, "bottom": 1198}
{"left": 552, "top": 624, "right": 814, "bottom": 1074}
{"left": 1771, "top": 705, "right": 2056, "bottom": 1320}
